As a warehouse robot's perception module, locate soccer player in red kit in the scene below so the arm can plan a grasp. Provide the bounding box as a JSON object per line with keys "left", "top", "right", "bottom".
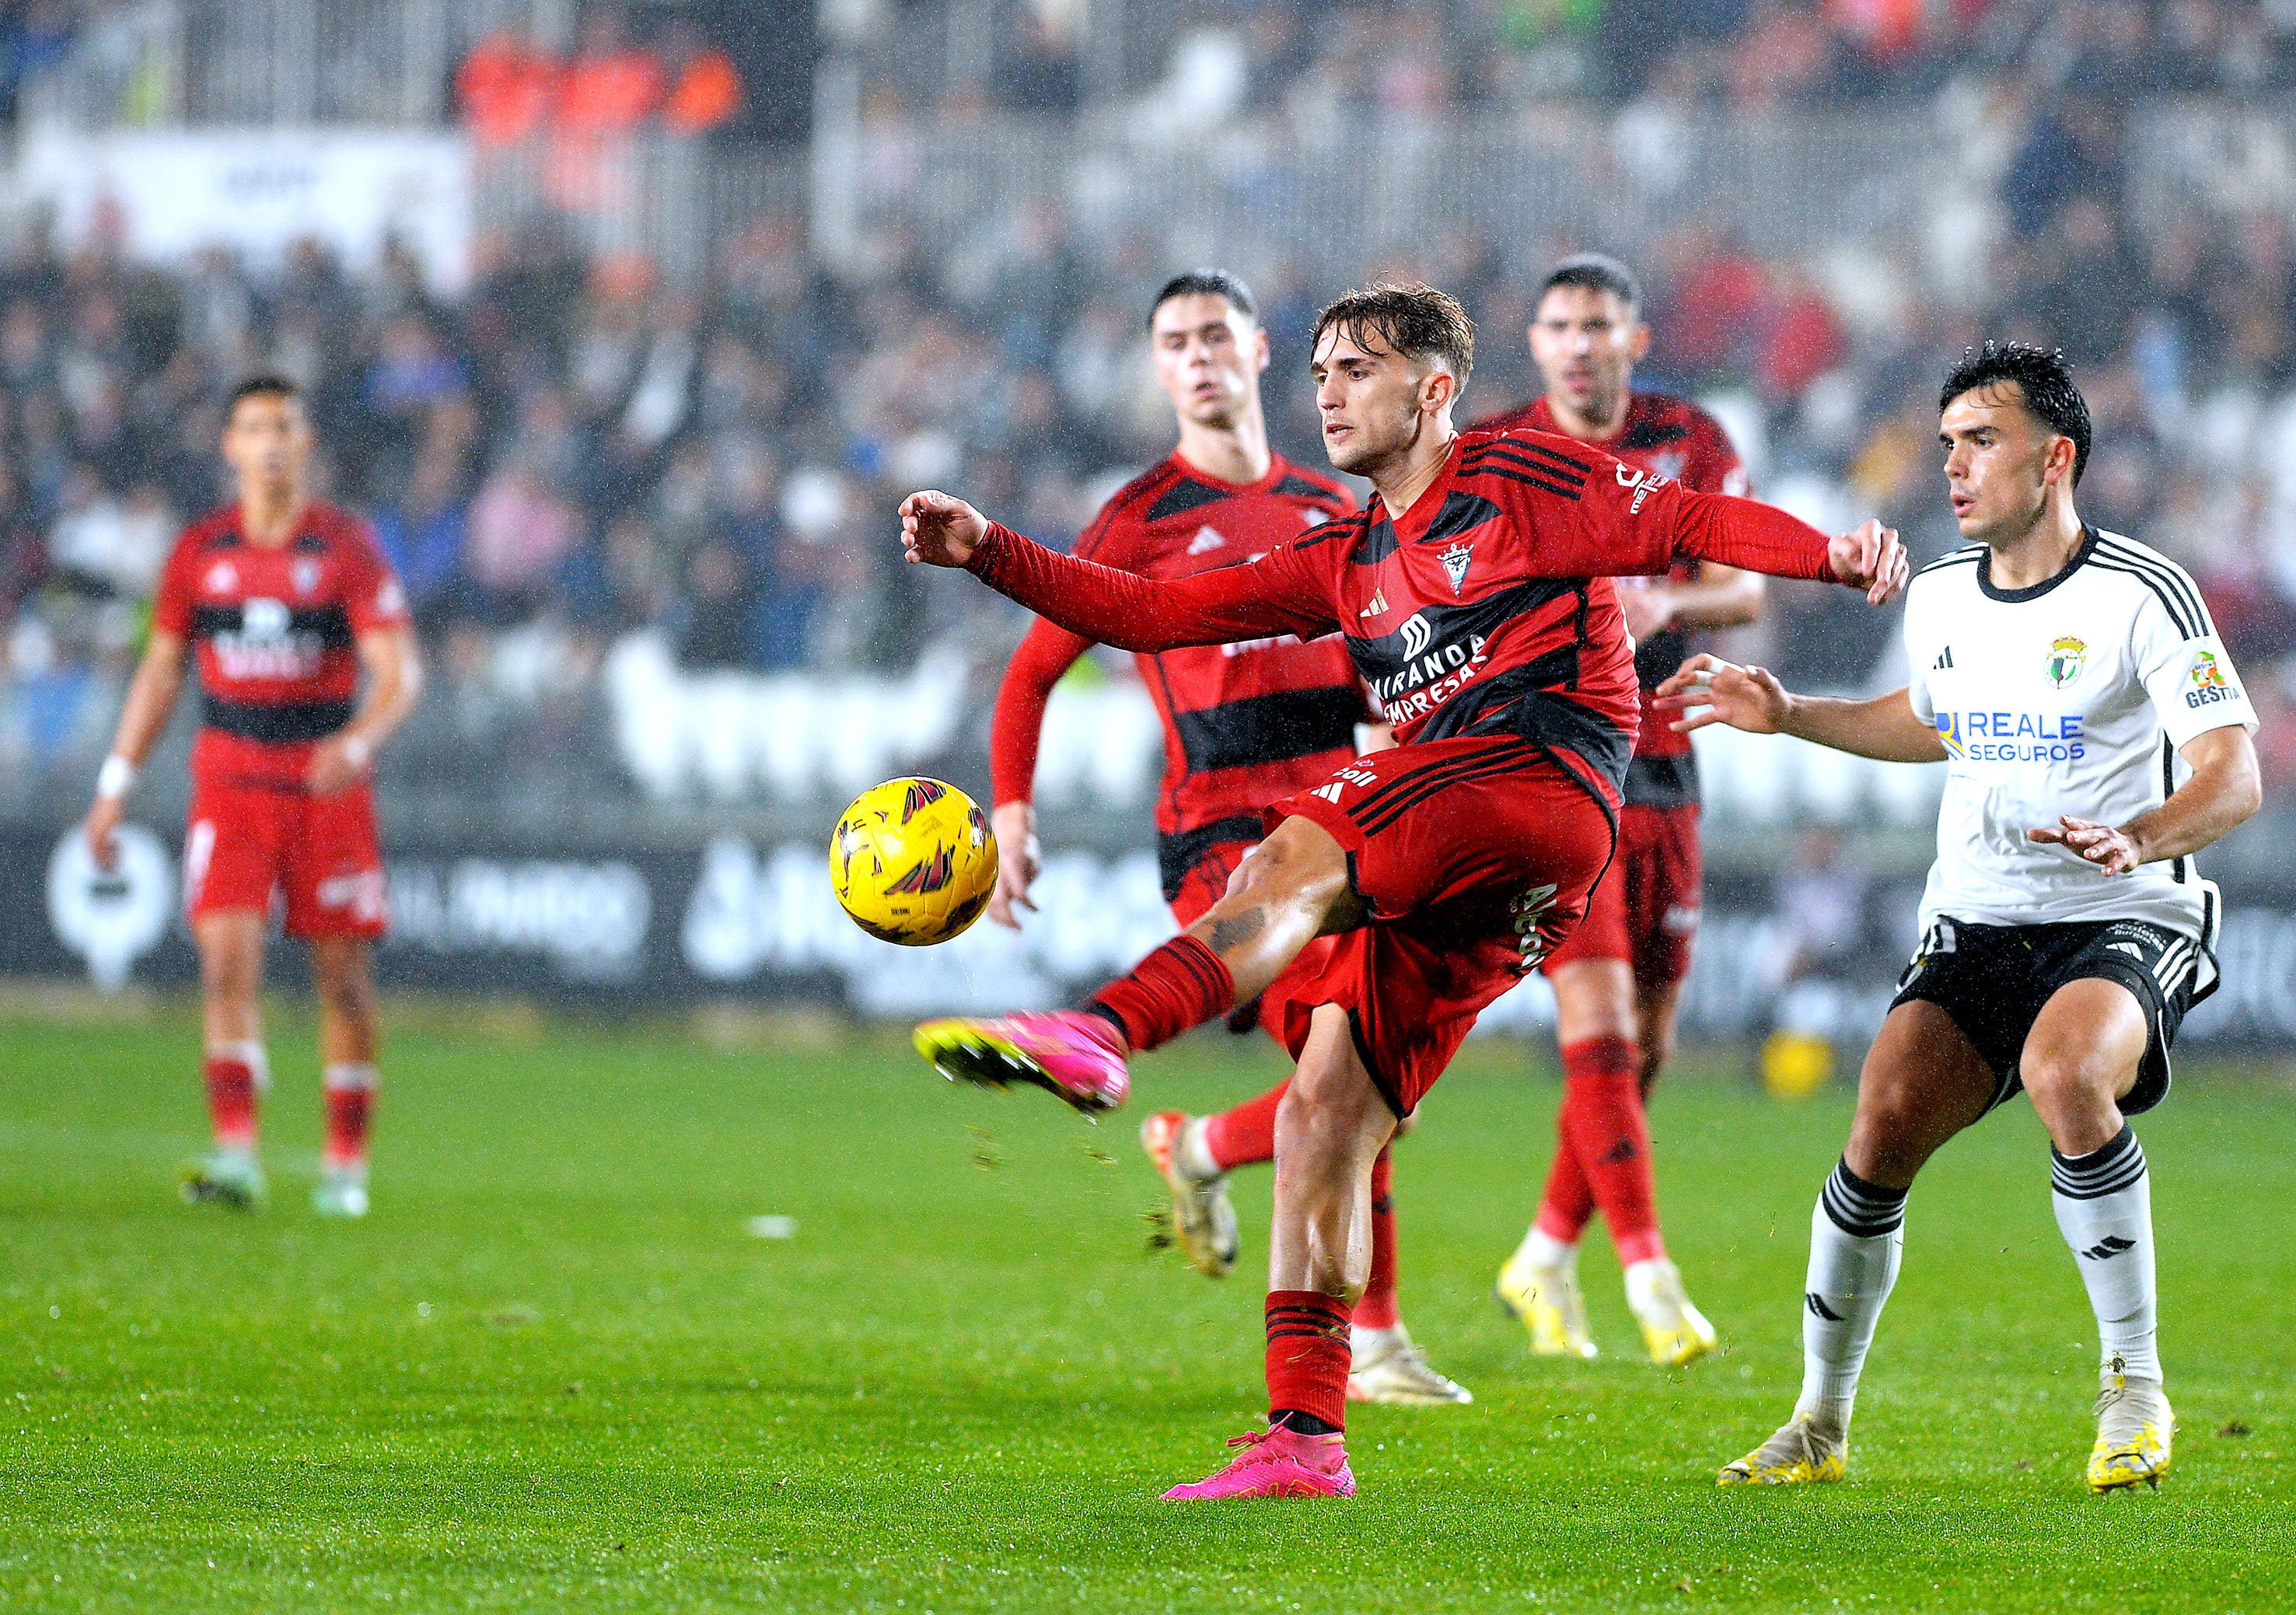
{"left": 907, "top": 282, "right": 1903, "bottom": 1500}
{"left": 80, "top": 376, "right": 422, "bottom": 1217}
{"left": 1479, "top": 255, "right": 1764, "bottom": 1366}
{"left": 987, "top": 270, "right": 1468, "bottom": 1406}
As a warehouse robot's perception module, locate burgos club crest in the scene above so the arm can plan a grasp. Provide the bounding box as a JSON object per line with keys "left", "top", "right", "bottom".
{"left": 2044, "top": 635, "right": 2086, "bottom": 688}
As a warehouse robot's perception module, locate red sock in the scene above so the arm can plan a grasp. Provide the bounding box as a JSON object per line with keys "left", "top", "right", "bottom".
{"left": 1205, "top": 1079, "right": 1287, "bottom": 1169}
{"left": 1088, "top": 935, "right": 1234, "bottom": 1053}
{"left": 1351, "top": 1148, "right": 1399, "bottom": 1330}
{"left": 1535, "top": 1114, "right": 1598, "bottom": 1243}
{"left": 323, "top": 1064, "right": 378, "bottom": 1167}
{"left": 204, "top": 1046, "right": 262, "bottom": 1149}
{"left": 1265, "top": 1290, "right": 1351, "bottom": 1432}
{"left": 1558, "top": 1036, "right": 1666, "bottom": 1267}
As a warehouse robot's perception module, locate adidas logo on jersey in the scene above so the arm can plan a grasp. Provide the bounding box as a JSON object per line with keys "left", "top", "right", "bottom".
{"left": 1187, "top": 526, "right": 1226, "bottom": 555}
{"left": 1360, "top": 590, "right": 1389, "bottom": 617}
{"left": 1934, "top": 647, "right": 1954, "bottom": 669}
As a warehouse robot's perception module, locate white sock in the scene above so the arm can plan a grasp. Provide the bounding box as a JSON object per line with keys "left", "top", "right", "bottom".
{"left": 2050, "top": 1126, "right": 2160, "bottom": 1384}
{"left": 1798, "top": 1159, "right": 1906, "bottom": 1429}
{"left": 1351, "top": 1322, "right": 1407, "bottom": 1356}
{"left": 1175, "top": 1117, "right": 1221, "bottom": 1183}
{"left": 1622, "top": 1257, "right": 1675, "bottom": 1319}
{"left": 323, "top": 1062, "right": 379, "bottom": 1093}
{"left": 1511, "top": 1225, "right": 1576, "bottom": 1271}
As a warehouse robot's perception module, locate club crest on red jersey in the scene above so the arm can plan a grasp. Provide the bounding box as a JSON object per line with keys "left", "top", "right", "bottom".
{"left": 291, "top": 558, "right": 323, "bottom": 596}
{"left": 1438, "top": 542, "right": 1473, "bottom": 595}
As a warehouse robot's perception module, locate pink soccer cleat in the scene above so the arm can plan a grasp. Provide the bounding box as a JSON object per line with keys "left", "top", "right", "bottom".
{"left": 912, "top": 1010, "right": 1131, "bottom": 1115}
{"left": 1159, "top": 1427, "right": 1358, "bottom": 1501}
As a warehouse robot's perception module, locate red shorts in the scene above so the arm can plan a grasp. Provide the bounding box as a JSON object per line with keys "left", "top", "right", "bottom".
{"left": 183, "top": 774, "right": 389, "bottom": 939}
{"left": 1261, "top": 734, "right": 1619, "bottom": 1117}
{"left": 1540, "top": 802, "right": 1702, "bottom": 988}
{"left": 1168, "top": 839, "right": 1340, "bottom": 1050}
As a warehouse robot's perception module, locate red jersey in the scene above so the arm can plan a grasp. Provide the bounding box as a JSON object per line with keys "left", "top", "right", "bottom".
{"left": 1473, "top": 392, "right": 1747, "bottom": 804}
{"left": 990, "top": 453, "right": 1368, "bottom": 893}
{"left": 967, "top": 427, "right": 1835, "bottom": 809}
{"left": 152, "top": 500, "right": 410, "bottom": 788}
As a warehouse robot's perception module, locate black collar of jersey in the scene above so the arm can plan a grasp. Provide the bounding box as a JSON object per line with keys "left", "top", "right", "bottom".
{"left": 1977, "top": 525, "right": 2097, "bottom": 604}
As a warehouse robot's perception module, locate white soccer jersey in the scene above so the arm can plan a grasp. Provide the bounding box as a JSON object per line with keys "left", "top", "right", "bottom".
{"left": 1902, "top": 527, "right": 2257, "bottom": 948}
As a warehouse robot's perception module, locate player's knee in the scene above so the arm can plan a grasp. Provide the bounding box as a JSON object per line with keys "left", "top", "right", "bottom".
{"left": 2018, "top": 1050, "right": 2115, "bottom": 1124}
{"left": 313, "top": 949, "right": 377, "bottom": 1024}
{"left": 1845, "top": 1075, "right": 1933, "bottom": 1174}
{"left": 198, "top": 942, "right": 259, "bottom": 1005}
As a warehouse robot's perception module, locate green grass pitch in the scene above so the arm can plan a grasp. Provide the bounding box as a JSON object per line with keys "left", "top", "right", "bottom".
{"left": 2, "top": 1005, "right": 2292, "bottom": 1613}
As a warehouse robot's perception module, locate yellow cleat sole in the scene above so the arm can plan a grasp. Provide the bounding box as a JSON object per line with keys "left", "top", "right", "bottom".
{"left": 1717, "top": 1453, "right": 1845, "bottom": 1487}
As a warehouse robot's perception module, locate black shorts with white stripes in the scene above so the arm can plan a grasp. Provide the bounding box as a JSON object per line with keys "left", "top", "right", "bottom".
{"left": 1890, "top": 917, "right": 2214, "bottom": 1117}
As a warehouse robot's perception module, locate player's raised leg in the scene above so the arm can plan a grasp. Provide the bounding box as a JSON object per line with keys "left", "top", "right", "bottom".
{"left": 2021, "top": 979, "right": 2171, "bottom": 1491}
{"left": 1720, "top": 1001, "right": 1992, "bottom": 1484}
{"left": 183, "top": 911, "right": 271, "bottom": 1208}
{"left": 917, "top": 815, "right": 1363, "bottom": 1110}
{"left": 1164, "top": 1005, "right": 1393, "bottom": 1500}
{"left": 310, "top": 935, "right": 380, "bottom": 1218}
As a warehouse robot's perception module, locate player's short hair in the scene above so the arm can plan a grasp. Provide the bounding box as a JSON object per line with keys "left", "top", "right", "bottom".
{"left": 225, "top": 374, "right": 302, "bottom": 418}
{"left": 1538, "top": 253, "right": 1641, "bottom": 313}
{"left": 1148, "top": 269, "right": 1257, "bottom": 330}
{"left": 1940, "top": 341, "right": 2091, "bottom": 486}
{"left": 1310, "top": 281, "right": 1475, "bottom": 390}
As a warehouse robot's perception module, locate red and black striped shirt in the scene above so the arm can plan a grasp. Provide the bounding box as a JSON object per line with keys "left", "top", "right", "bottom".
{"left": 1473, "top": 391, "right": 1749, "bottom": 804}
{"left": 151, "top": 500, "right": 408, "bottom": 788}
{"left": 990, "top": 452, "right": 1371, "bottom": 891}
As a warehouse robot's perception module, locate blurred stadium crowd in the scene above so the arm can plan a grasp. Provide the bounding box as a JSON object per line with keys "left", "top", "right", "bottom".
{"left": 0, "top": 0, "right": 2293, "bottom": 812}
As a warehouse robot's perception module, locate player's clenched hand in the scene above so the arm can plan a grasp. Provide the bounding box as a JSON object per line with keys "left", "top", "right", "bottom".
{"left": 1653, "top": 653, "right": 1790, "bottom": 735}
{"left": 1827, "top": 518, "right": 1909, "bottom": 605}
{"left": 2027, "top": 815, "right": 2144, "bottom": 876}
{"left": 305, "top": 732, "right": 372, "bottom": 796}
{"left": 987, "top": 801, "right": 1042, "bottom": 930}
{"left": 900, "top": 491, "right": 988, "bottom": 568}
{"left": 1619, "top": 576, "right": 1676, "bottom": 641}
{"left": 82, "top": 795, "right": 124, "bottom": 872}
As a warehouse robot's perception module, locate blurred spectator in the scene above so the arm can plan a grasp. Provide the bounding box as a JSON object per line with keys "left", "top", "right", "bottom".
{"left": 995, "top": 8, "right": 1084, "bottom": 114}
{"left": 464, "top": 460, "right": 578, "bottom": 623}
{"left": 662, "top": 20, "right": 743, "bottom": 137}
{"left": 456, "top": 26, "right": 560, "bottom": 147}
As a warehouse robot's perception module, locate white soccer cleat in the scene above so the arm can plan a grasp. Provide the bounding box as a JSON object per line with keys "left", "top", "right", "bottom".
{"left": 1718, "top": 1407, "right": 1848, "bottom": 1486}
{"left": 1495, "top": 1250, "right": 1597, "bottom": 1359}
{"left": 1347, "top": 1324, "right": 1473, "bottom": 1406}
{"left": 180, "top": 1148, "right": 266, "bottom": 1210}
{"left": 1626, "top": 1257, "right": 1718, "bottom": 1367}
{"left": 2088, "top": 1368, "right": 2172, "bottom": 1493}
{"left": 312, "top": 1162, "right": 369, "bottom": 1219}
{"left": 1138, "top": 1110, "right": 1237, "bottom": 1277}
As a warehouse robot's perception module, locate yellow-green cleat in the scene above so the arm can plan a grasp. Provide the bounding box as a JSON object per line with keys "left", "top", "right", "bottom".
{"left": 2087, "top": 1370, "right": 2172, "bottom": 1493}
{"left": 180, "top": 1148, "right": 265, "bottom": 1210}
{"left": 1718, "top": 1409, "right": 1847, "bottom": 1486}
{"left": 1495, "top": 1251, "right": 1597, "bottom": 1359}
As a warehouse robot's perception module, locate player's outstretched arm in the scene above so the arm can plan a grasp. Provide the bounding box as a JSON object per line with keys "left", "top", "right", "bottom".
{"left": 1655, "top": 653, "right": 1946, "bottom": 762}
{"left": 308, "top": 626, "right": 424, "bottom": 795}
{"left": 1667, "top": 491, "right": 1908, "bottom": 606}
{"left": 2027, "top": 725, "right": 2262, "bottom": 876}
{"left": 82, "top": 628, "right": 190, "bottom": 869}
{"left": 899, "top": 490, "right": 1336, "bottom": 652}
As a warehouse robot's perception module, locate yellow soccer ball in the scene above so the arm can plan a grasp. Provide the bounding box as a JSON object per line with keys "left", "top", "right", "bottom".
{"left": 829, "top": 778, "right": 999, "bottom": 946}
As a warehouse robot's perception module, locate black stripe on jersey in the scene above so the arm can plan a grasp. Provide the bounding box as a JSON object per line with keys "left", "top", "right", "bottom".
{"left": 1352, "top": 516, "right": 1400, "bottom": 565}
{"left": 1072, "top": 464, "right": 1179, "bottom": 560}
{"left": 2095, "top": 537, "right": 2210, "bottom": 638}
{"left": 1463, "top": 464, "right": 1585, "bottom": 502}
{"left": 1352, "top": 740, "right": 1542, "bottom": 835}
{"left": 1295, "top": 511, "right": 1367, "bottom": 553}
{"left": 1465, "top": 438, "right": 1592, "bottom": 479}
{"left": 1156, "top": 815, "right": 1267, "bottom": 902}
{"left": 1169, "top": 686, "right": 1367, "bottom": 775}
{"left": 1271, "top": 473, "right": 1342, "bottom": 503}
{"left": 1616, "top": 418, "right": 1691, "bottom": 451}
{"left": 2162, "top": 736, "right": 2186, "bottom": 884}
{"left": 1417, "top": 491, "right": 1504, "bottom": 547}
{"left": 1144, "top": 477, "right": 1232, "bottom": 523}
{"left": 2089, "top": 554, "right": 2202, "bottom": 640}
{"left": 1915, "top": 546, "right": 1983, "bottom": 576}
{"left": 189, "top": 603, "right": 356, "bottom": 648}
{"left": 201, "top": 693, "right": 355, "bottom": 743}
{"left": 1461, "top": 444, "right": 1592, "bottom": 490}
{"left": 292, "top": 532, "right": 330, "bottom": 553}
{"left": 1463, "top": 439, "right": 1591, "bottom": 480}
